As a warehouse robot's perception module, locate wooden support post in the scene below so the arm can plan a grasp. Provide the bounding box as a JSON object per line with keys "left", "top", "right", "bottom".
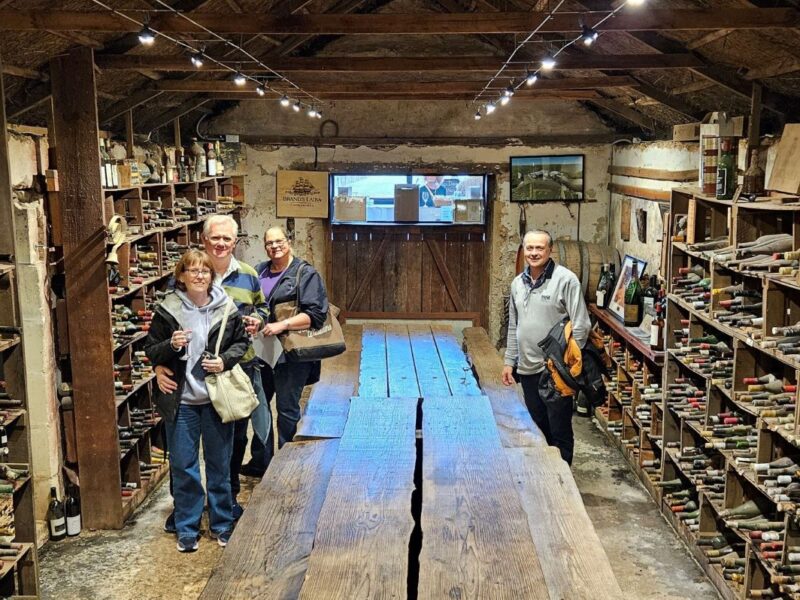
{"left": 748, "top": 82, "right": 762, "bottom": 154}
{"left": 46, "top": 96, "right": 56, "bottom": 169}
{"left": 125, "top": 110, "right": 134, "bottom": 158}
{"left": 173, "top": 117, "right": 181, "bottom": 148}
{"left": 0, "top": 57, "right": 13, "bottom": 256}
{"left": 50, "top": 47, "right": 122, "bottom": 529}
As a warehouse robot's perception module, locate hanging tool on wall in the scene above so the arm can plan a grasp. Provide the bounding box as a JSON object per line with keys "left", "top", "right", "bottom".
{"left": 515, "top": 202, "right": 528, "bottom": 275}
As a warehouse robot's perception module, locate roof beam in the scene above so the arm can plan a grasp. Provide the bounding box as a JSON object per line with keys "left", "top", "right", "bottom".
{"left": 588, "top": 98, "right": 657, "bottom": 132}
{"left": 95, "top": 53, "right": 704, "bottom": 73}
{"left": 1, "top": 9, "right": 797, "bottom": 34}
{"left": 205, "top": 90, "right": 602, "bottom": 100}
{"left": 136, "top": 97, "right": 211, "bottom": 133}
{"left": 152, "top": 75, "right": 637, "bottom": 93}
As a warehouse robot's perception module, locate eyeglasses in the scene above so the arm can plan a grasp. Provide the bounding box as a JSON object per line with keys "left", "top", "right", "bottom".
{"left": 207, "top": 235, "right": 235, "bottom": 244}
{"left": 265, "top": 240, "right": 287, "bottom": 248}
{"left": 185, "top": 268, "right": 212, "bottom": 277}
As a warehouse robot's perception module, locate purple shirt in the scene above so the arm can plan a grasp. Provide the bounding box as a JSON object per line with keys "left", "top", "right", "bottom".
{"left": 260, "top": 268, "right": 285, "bottom": 300}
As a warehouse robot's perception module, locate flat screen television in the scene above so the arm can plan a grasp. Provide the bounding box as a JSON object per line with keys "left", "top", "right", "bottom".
{"left": 330, "top": 173, "right": 487, "bottom": 225}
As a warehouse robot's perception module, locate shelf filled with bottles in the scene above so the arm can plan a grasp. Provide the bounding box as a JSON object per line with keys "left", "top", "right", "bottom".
{"left": 0, "top": 261, "right": 38, "bottom": 596}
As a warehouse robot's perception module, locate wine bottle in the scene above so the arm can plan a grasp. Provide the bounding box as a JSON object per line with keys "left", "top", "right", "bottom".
{"left": 65, "top": 483, "right": 81, "bottom": 537}
{"left": 48, "top": 486, "right": 66, "bottom": 541}
{"left": 650, "top": 299, "right": 664, "bottom": 349}
{"left": 206, "top": 143, "right": 218, "bottom": 177}
{"left": 742, "top": 149, "right": 765, "bottom": 197}
{"left": 595, "top": 264, "right": 608, "bottom": 308}
{"left": 624, "top": 260, "right": 643, "bottom": 327}
{"left": 643, "top": 274, "right": 658, "bottom": 317}
{"left": 716, "top": 137, "right": 736, "bottom": 200}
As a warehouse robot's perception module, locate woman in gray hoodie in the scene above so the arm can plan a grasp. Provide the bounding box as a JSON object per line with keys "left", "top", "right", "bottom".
{"left": 145, "top": 250, "right": 249, "bottom": 553}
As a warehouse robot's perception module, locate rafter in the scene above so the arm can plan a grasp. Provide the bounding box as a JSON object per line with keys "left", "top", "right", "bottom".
{"left": 0, "top": 9, "right": 797, "bottom": 35}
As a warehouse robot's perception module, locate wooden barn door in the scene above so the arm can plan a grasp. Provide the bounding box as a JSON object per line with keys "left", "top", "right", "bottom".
{"left": 326, "top": 225, "right": 489, "bottom": 326}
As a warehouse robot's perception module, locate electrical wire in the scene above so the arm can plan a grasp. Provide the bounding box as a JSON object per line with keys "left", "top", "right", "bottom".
{"left": 87, "top": 0, "right": 324, "bottom": 109}
{"left": 473, "top": 0, "right": 641, "bottom": 109}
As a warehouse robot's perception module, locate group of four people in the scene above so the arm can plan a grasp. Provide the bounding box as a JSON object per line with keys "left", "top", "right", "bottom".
{"left": 145, "top": 221, "right": 591, "bottom": 554}
{"left": 144, "top": 215, "right": 329, "bottom": 553}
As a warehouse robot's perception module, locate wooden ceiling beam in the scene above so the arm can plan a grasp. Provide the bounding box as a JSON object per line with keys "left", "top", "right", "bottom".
{"left": 588, "top": 98, "right": 657, "bottom": 131}
{"left": 1, "top": 9, "right": 797, "bottom": 34}
{"left": 152, "top": 75, "right": 637, "bottom": 93}
{"left": 204, "top": 90, "right": 602, "bottom": 100}
{"left": 136, "top": 97, "right": 211, "bottom": 133}
{"left": 95, "top": 53, "right": 704, "bottom": 72}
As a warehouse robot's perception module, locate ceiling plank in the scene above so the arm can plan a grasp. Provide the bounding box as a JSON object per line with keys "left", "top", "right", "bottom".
{"left": 745, "top": 58, "right": 800, "bottom": 80}
{"left": 136, "top": 97, "right": 211, "bottom": 133}
{"left": 1, "top": 64, "right": 48, "bottom": 82}
{"left": 1, "top": 9, "right": 797, "bottom": 34}
{"left": 234, "top": 132, "right": 623, "bottom": 146}
{"left": 99, "top": 89, "right": 166, "bottom": 124}
{"left": 588, "top": 98, "right": 657, "bottom": 131}
{"left": 686, "top": 29, "right": 734, "bottom": 50}
{"left": 152, "top": 75, "right": 637, "bottom": 93}
{"left": 95, "top": 53, "right": 704, "bottom": 72}
{"left": 671, "top": 80, "right": 715, "bottom": 95}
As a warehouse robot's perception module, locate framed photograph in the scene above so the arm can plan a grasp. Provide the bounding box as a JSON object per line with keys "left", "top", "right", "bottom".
{"left": 608, "top": 254, "right": 648, "bottom": 323}
{"left": 510, "top": 154, "right": 584, "bottom": 202}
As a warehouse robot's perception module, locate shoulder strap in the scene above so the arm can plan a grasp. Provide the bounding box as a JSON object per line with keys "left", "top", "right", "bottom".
{"left": 214, "top": 300, "right": 233, "bottom": 356}
{"left": 294, "top": 263, "right": 306, "bottom": 305}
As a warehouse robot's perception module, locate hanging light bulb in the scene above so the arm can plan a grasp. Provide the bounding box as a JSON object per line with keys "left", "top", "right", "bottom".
{"left": 293, "top": 101, "right": 302, "bottom": 112}
{"left": 541, "top": 53, "right": 556, "bottom": 71}
{"left": 256, "top": 84, "right": 266, "bottom": 97}
{"left": 232, "top": 72, "right": 247, "bottom": 86}
{"left": 525, "top": 70, "right": 538, "bottom": 86}
{"left": 627, "top": 0, "right": 645, "bottom": 5}
{"left": 504, "top": 85, "right": 515, "bottom": 98}
{"left": 190, "top": 51, "right": 204, "bottom": 68}
{"left": 500, "top": 94, "right": 510, "bottom": 106}
{"left": 581, "top": 25, "right": 599, "bottom": 46}
{"left": 485, "top": 101, "right": 496, "bottom": 115}
{"left": 474, "top": 110, "right": 482, "bottom": 120}
{"left": 138, "top": 25, "right": 156, "bottom": 46}
{"left": 315, "top": 110, "right": 323, "bottom": 119}
{"left": 307, "top": 106, "right": 318, "bottom": 118}
{"left": 280, "top": 95, "right": 291, "bottom": 107}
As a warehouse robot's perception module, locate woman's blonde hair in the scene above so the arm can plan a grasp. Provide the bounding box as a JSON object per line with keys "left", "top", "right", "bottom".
{"left": 174, "top": 249, "right": 215, "bottom": 293}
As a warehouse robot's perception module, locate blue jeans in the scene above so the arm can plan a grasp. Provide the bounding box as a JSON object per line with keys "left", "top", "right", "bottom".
{"left": 166, "top": 403, "right": 234, "bottom": 539}
{"left": 231, "top": 362, "right": 270, "bottom": 497}
{"left": 261, "top": 361, "right": 313, "bottom": 464}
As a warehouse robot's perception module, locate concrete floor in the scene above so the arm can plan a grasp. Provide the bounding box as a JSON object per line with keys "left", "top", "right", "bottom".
{"left": 39, "top": 418, "right": 721, "bottom": 600}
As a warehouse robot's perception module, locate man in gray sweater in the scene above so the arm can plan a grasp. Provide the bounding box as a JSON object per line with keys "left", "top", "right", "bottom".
{"left": 502, "top": 230, "right": 591, "bottom": 464}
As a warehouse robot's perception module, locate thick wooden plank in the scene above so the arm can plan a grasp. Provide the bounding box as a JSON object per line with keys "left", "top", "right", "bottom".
{"left": 200, "top": 439, "right": 340, "bottom": 599}
{"left": 295, "top": 324, "right": 362, "bottom": 440}
{"left": 5, "top": 9, "right": 798, "bottom": 34}
{"left": 385, "top": 324, "right": 421, "bottom": 398}
{"left": 51, "top": 47, "right": 122, "bottom": 529}
{"left": 430, "top": 325, "right": 481, "bottom": 396}
{"left": 420, "top": 396, "right": 550, "bottom": 599}
{"left": 609, "top": 182, "right": 671, "bottom": 202}
{"left": 506, "top": 446, "right": 624, "bottom": 600}
{"left": 95, "top": 53, "right": 704, "bottom": 73}
{"left": 608, "top": 165, "right": 698, "bottom": 182}
{"left": 408, "top": 325, "right": 451, "bottom": 397}
{"left": 461, "top": 327, "right": 547, "bottom": 448}
{"left": 358, "top": 324, "right": 388, "bottom": 397}
{"left": 299, "top": 397, "right": 417, "bottom": 599}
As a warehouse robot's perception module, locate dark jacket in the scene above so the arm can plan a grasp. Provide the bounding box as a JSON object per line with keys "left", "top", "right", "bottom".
{"left": 255, "top": 257, "right": 328, "bottom": 383}
{"left": 144, "top": 290, "right": 250, "bottom": 423}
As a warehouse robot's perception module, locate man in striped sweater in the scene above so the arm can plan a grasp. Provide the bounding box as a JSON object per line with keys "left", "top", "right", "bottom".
{"left": 156, "top": 214, "right": 270, "bottom": 528}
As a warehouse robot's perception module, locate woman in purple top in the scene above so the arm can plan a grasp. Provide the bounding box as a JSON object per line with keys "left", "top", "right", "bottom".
{"left": 255, "top": 226, "right": 329, "bottom": 465}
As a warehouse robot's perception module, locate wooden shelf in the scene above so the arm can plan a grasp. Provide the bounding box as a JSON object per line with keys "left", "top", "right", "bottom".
{"left": 589, "top": 304, "right": 664, "bottom": 365}
{"left": 0, "top": 336, "right": 20, "bottom": 353}
{"left": 0, "top": 262, "right": 13, "bottom": 277}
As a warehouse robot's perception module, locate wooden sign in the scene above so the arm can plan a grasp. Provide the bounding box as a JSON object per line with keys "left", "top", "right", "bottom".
{"left": 276, "top": 170, "right": 329, "bottom": 218}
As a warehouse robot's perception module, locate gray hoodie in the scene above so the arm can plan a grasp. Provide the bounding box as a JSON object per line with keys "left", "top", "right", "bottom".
{"left": 174, "top": 285, "right": 229, "bottom": 405}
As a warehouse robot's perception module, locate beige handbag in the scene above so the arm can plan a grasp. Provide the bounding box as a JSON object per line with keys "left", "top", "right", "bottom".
{"left": 274, "top": 266, "right": 346, "bottom": 362}
{"left": 206, "top": 302, "right": 258, "bottom": 423}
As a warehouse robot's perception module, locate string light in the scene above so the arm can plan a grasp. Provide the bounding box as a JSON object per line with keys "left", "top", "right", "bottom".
{"left": 293, "top": 101, "right": 302, "bottom": 112}
{"left": 307, "top": 106, "right": 318, "bottom": 118}
{"left": 474, "top": 110, "right": 482, "bottom": 120}
{"left": 256, "top": 84, "right": 267, "bottom": 97}
{"left": 89, "top": 0, "right": 325, "bottom": 120}
{"left": 280, "top": 95, "right": 291, "bottom": 107}
{"left": 138, "top": 25, "right": 156, "bottom": 45}
{"left": 581, "top": 25, "right": 599, "bottom": 46}
{"left": 472, "top": 0, "right": 644, "bottom": 119}
{"left": 190, "top": 50, "right": 205, "bottom": 68}
{"left": 504, "top": 84, "right": 515, "bottom": 97}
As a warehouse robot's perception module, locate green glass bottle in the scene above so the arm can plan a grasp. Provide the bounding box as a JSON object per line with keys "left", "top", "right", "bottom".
{"left": 624, "top": 259, "right": 643, "bottom": 327}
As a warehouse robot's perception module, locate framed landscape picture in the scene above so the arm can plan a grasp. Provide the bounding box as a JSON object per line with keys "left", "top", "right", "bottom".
{"left": 608, "top": 254, "right": 648, "bottom": 323}
{"left": 510, "top": 154, "right": 585, "bottom": 202}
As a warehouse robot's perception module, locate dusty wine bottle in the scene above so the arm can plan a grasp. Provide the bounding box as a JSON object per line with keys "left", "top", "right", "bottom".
{"left": 48, "top": 486, "right": 66, "bottom": 541}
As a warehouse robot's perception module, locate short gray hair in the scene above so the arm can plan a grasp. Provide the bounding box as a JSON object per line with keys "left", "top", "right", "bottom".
{"left": 203, "top": 214, "right": 238, "bottom": 238}
{"left": 523, "top": 229, "right": 554, "bottom": 248}
{"left": 264, "top": 226, "right": 290, "bottom": 242}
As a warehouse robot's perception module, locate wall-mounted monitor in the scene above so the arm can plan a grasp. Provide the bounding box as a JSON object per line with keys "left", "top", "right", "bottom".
{"left": 330, "top": 173, "right": 487, "bottom": 225}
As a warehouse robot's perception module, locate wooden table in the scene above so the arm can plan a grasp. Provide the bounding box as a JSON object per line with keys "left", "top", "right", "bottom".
{"left": 200, "top": 324, "right": 622, "bottom": 600}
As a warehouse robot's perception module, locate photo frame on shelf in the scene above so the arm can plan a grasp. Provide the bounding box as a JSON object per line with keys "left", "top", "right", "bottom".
{"left": 608, "top": 254, "right": 648, "bottom": 323}
{"left": 509, "top": 154, "right": 584, "bottom": 202}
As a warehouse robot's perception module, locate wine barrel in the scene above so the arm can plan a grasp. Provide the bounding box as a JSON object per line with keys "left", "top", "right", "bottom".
{"left": 552, "top": 240, "right": 620, "bottom": 304}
